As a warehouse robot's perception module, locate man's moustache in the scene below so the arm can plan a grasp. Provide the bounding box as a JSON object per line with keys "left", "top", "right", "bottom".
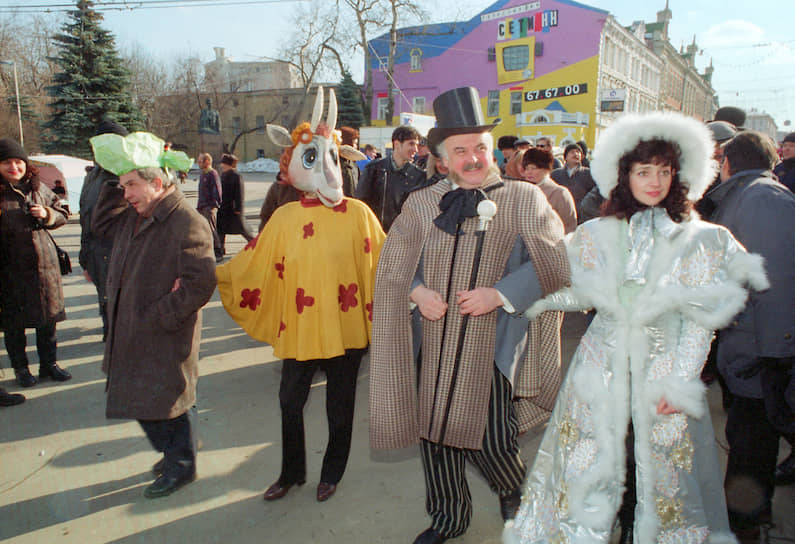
{"left": 463, "top": 162, "right": 484, "bottom": 172}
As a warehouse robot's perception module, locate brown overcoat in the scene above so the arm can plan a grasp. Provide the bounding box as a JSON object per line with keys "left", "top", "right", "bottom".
{"left": 370, "top": 173, "right": 570, "bottom": 450}
{"left": 0, "top": 177, "right": 68, "bottom": 329}
{"left": 92, "top": 182, "right": 216, "bottom": 420}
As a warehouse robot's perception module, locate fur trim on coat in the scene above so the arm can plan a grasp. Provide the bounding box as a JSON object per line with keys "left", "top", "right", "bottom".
{"left": 590, "top": 112, "right": 716, "bottom": 201}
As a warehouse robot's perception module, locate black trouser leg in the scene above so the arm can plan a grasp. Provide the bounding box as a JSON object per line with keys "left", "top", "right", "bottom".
{"left": 35, "top": 322, "right": 57, "bottom": 366}
{"left": 466, "top": 366, "right": 527, "bottom": 497}
{"left": 617, "top": 422, "right": 637, "bottom": 533}
{"left": 319, "top": 348, "right": 364, "bottom": 485}
{"left": 3, "top": 325, "right": 30, "bottom": 370}
{"left": 278, "top": 358, "right": 317, "bottom": 485}
{"left": 139, "top": 409, "right": 197, "bottom": 478}
{"left": 420, "top": 366, "right": 526, "bottom": 538}
{"left": 725, "top": 395, "right": 780, "bottom": 530}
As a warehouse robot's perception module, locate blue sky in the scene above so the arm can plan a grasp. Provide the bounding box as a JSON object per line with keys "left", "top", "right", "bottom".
{"left": 97, "top": 0, "right": 793, "bottom": 128}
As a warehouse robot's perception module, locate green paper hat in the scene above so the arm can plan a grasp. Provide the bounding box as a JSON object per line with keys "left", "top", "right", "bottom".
{"left": 90, "top": 131, "right": 193, "bottom": 175}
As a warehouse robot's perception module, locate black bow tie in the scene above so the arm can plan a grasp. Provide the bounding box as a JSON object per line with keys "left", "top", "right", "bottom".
{"left": 433, "top": 188, "right": 486, "bottom": 235}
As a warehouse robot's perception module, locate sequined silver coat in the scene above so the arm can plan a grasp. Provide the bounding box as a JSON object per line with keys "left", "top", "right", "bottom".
{"left": 505, "top": 209, "right": 768, "bottom": 544}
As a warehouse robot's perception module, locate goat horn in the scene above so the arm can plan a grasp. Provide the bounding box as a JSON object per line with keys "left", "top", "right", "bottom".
{"left": 326, "top": 88, "right": 338, "bottom": 132}
{"left": 310, "top": 86, "right": 324, "bottom": 131}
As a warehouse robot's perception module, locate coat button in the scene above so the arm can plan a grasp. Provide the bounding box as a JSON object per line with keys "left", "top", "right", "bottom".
{"left": 785, "top": 333, "right": 792, "bottom": 340}
{"left": 731, "top": 320, "right": 738, "bottom": 327}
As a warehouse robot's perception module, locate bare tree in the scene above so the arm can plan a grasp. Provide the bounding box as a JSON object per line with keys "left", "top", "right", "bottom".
{"left": 278, "top": 0, "right": 344, "bottom": 128}
{"left": 384, "top": 0, "right": 424, "bottom": 122}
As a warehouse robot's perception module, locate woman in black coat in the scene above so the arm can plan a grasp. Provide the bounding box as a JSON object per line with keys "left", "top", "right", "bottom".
{"left": 217, "top": 153, "right": 253, "bottom": 257}
{"left": 0, "top": 139, "right": 71, "bottom": 387}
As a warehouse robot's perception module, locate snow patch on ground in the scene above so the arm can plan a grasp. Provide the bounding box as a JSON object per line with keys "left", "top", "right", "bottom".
{"left": 238, "top": 158, "right": 280, "bottom": 173}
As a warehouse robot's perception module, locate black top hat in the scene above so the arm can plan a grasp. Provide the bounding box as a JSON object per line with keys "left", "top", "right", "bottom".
{"left": 427, "top": 87, "right": 498, "bottom": 155}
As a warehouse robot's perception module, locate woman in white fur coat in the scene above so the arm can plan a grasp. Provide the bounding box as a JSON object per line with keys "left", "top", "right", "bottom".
{"left": 504, "top": 113, "right": 768, "bottom": 544}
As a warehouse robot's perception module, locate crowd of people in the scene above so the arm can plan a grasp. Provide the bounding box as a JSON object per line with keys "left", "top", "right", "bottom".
{"left": 1, "top": 87, "right": 793, "bottom": 544}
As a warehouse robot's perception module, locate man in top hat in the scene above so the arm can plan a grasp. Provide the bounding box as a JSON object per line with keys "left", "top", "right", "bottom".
{"left": 369, "top": 87, "right": 570, "bottom": 543}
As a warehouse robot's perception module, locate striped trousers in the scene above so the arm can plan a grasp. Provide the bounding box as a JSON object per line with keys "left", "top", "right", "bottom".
{"left": 419, "top": 365, "right": 526, "bottom": 538}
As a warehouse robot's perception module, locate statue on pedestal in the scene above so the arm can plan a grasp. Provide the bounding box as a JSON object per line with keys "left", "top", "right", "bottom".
{"left": 199, "top": 99, "right": 221, "bottom": 134}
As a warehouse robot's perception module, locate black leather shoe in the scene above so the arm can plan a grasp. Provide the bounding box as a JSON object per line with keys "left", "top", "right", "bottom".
{"left": 39, "top": 363, "right": 72, "bottom": 382}
{"left": 413, "top": 527, "right": 448, "bottom": 544}
{"left": 0, "top": 387, "right": 25, "bottom": 406}
{"left": 316, "top": 481, "right": 336, "bottom": 502}
{"left": 14, "top": 368, "right": 38, "bottom": 388}
{"left": 263, "top": 479, "right": 305, "bottom": 501}
{"left": 499, "top": 488, "right": 522, "bottom": 521}
{"left": 152, "top": 457, "right": 166, "bottom": 477}
{"left": 775, "top": 453, "right": 795, "bottom": 486}
{"left": 144, "top": 471, "right": 196, "bottom": 498}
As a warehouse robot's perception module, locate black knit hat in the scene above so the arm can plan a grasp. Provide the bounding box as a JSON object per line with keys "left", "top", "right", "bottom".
{"left": 96, "top": 119, "right": 129, "bottom": 136}
{"left": 783, "top": 132, "right": 795, "bottom": 144}
{"left": 0, "top": 138, "right": 28, "bottom": 163}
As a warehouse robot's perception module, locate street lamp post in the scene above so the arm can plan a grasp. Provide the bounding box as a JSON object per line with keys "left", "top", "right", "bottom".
{"left": 0, "top": 60, "right": 24, "bottom": 147}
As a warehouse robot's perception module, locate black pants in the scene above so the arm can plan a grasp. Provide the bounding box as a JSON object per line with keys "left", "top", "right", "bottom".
{"left": 277, "top": 348, "right": 365, "bottom": 486}
{"left": 724, "top": 394, "right": 783, "bottom": 529}
{"left": 3, "top": 322, "right": 57, "bottom": 369}
{"left": 139, "top": 408, "right": 198, "bottom": 479}
{"left": 419, "top": 366, "right": 527, "bottom": 538}
{"left": 617, "top": 422, "right": 637, "bottom": 532}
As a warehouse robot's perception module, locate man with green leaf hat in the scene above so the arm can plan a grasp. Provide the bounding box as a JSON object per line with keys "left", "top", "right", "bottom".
{"left": 90, "top": 131, "right": 217, "bottom": 498}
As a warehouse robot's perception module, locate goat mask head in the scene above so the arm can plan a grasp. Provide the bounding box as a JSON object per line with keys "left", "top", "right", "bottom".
{"left": 267, "top": 87, "right": 360, "bottom": 208}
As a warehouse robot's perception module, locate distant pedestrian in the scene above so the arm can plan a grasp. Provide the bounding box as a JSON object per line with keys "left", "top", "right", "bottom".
{"left": 339, "top": 126, "right": 360, "bottom": 196}
{"left": 773, "top": 132, "right": 795, "bottom": 192}
{"left": 196, "top": 152, "right": 223, "bottom": 262}
{"left": 551, "top": 143, "right": 596, "bottom": 221}
{"left": 217, "top": 153, "right": 254, "bottom": 257}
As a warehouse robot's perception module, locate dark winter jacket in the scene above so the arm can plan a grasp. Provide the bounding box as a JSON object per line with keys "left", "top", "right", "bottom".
{"left": 355, "top": 157, "right": 427, "bottom": 232}
{"left": 773, "top": 158, "right": 795, "bottom": 193}
{"left": 706, "top": 169, "right": 795, "bottom": 399}
{"left": 258, "top": 182, "right": 299, "bottom": 232}
{"left": 218, "top": 169, "right": 250, "bottom": 235}
{"left": 550, "top": 165, "right": 596, "bottom": 219}
{"left": 0, "top": 176, "right": 68, "bottom": 329}
{"left": 79, "top": 166, "right": 116, "bottom": 302}
{"left": 341, "top": 157, "right": 359, "bottom": 198}
{"left": 197, "top": 168, "right": 221, "bottom": 210}
{"left": 93, "top": 182, "right": 217, "bottom": 420}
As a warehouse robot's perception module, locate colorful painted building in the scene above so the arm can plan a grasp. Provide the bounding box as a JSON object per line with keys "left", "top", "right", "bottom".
{"left": 366, "top": 0, "right": 716, "bottom": 151}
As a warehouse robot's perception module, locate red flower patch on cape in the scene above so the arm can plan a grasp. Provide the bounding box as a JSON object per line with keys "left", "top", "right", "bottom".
{"left": 275, "top": 256, "right": 285, "bottom": 279}
{"left": 240, "top": 288, "right": 261, "bottom": 310}
{"left": 278, "top": 321, "right": 286, "bottom": 337}
{"left": 244, "top": 234, "right": 259, "bottom": 251}
{"left": 296, "top": 288, "right": 315, "bottom": 314}
{"left": 333, "top": 199, "right": 348, "bottom": 213}
{"left": 366, "top": 302, "right": 373, "bottom": 321}
{"left": 364, "top": 237, "right": 371, "bottom": 253}
{"left": 303, "top": 222, "right": 314, "bottom": 239}
{"left": 338, "top": 283, "right": 359, "bottom": 312}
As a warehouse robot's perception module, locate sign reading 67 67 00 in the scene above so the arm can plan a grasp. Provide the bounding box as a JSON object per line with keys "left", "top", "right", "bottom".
{"left": 524, "top": 83, "right": 588, "bottom": 102}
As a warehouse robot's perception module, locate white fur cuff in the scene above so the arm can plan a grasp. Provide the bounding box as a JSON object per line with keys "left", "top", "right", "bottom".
{"left": 645, "top": 375, "right": 707, "bottom": 419}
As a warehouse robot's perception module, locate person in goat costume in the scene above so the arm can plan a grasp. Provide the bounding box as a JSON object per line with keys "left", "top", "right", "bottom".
{"left": 216, "top": 87, "right": 385, "bottom": 503}
{"left": 504, "top": 113, "right": 768, "bottom": 544}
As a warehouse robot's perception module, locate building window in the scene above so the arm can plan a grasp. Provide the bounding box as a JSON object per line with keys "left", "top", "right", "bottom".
{"left": 257, "top": 149, "right": 265, "bottom": 159}
{"left": 410, "top": 49, "right": 423, "bottom": 72}
{"left": 256, "top": 115, "right": 265, "bottom": 134}
{"left": 413, "top": 96, "right": 426, "bottom": 114}
{"left": 510, "top": 91, "right": 523, "bottom": 115}
{"left": 487, "top": 47, "right": 496, "bottom": 62}
{"left": 233, "top": 117, "right": 242, "bottom": 136}
{"left": 503, "top": 45, "right": 530, "bottom": 72}
{"left": 282, "top": 116, "right": 291, "bottom": 127}
{"left": 282, "top": 95, "right": 289, "bottom": 105}
{"left": 487, "top": 90, "right": 500, "bottom": 117}
{"left": 377, "top": 97, "right": 389, "bottom": 120}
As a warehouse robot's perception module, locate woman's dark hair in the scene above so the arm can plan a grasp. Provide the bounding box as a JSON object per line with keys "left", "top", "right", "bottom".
{"left": 521, "top": 147, "right": 554, "bottom": 171}
{"left": 601, "top": 139, "right": 691, "bottom": 222}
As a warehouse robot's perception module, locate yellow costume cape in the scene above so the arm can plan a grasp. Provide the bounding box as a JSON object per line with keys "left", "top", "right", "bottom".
{"left": 217, "top": 197, "right": 385, "bottom": 361}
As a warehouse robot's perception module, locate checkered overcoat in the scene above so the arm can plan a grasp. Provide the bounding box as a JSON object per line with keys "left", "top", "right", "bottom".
{"left": 369, "top": 174, "right": 570, "bottom": 450}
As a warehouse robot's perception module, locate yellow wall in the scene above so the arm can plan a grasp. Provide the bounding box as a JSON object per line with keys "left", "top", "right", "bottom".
{"left": 488, "top": 54, "right": 600, "bottom": 149}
